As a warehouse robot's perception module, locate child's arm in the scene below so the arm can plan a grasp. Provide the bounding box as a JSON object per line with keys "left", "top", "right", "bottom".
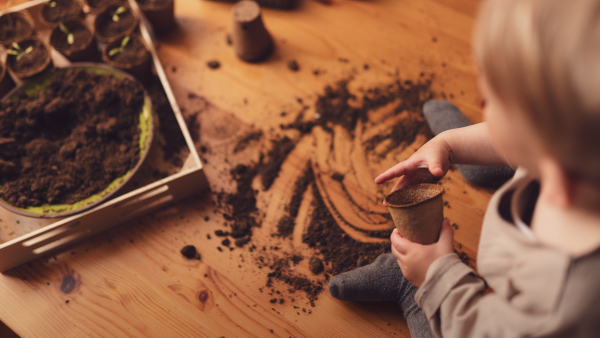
{"left": 375, "top": 122, "right": 508, "bottom": 192}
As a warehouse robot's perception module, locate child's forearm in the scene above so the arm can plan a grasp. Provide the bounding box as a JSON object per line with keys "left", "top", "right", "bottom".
{"left": 437, "top": 122, "right": 509, "bottom": 167}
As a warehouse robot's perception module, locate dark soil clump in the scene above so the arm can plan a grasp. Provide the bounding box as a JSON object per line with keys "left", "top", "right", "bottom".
{"left": 181, "top": 245, "right": 200, "bottom": 259}
{"left": 0, "top": 69, "right": 144, "bottom": 208}
{"left": 308, "top": 256, "right": 324, "bottom": 275}
{"left": 287, "top": 60, "right": 299, "bottom": 71}
{"left": 207, "top": 60, "right": 220, "bottom": 69}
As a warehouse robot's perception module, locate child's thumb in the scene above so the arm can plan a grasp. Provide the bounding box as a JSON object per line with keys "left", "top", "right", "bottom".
{"left": 438, "top": 219, "right": 454, "bottom": 246}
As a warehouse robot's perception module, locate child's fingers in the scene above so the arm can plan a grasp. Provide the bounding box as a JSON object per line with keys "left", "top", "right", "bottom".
{"left": 438, "top": 219, "right": 454, "bottom": 249}
{"left": 375, "top": 161, "right": 411, "bottom": 184}
{"left": 391, "top": 229, "right": 414, "bottom": 255}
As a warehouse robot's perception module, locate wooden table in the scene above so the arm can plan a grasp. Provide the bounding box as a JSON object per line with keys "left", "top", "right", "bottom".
{"left": 0, "top": 0, "right": 490, "bottom": 337}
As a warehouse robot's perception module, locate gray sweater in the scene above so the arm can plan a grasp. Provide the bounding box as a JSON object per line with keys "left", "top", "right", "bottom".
{"left": 415, "top": 169, "right": 600, "bottom": 337}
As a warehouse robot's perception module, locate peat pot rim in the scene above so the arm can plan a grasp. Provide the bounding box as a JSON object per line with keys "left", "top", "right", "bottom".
{"left": 385, "top": 183, "right": 444, "bottom": 208}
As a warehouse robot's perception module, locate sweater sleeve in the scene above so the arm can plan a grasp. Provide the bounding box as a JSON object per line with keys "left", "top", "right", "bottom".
{"left": 415, "top": 254, "right": 533, "bottom": 338}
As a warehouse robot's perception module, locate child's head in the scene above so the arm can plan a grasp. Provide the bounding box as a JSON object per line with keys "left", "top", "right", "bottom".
{"left": 474, "top": 0, "right": 600, "bottom": 208}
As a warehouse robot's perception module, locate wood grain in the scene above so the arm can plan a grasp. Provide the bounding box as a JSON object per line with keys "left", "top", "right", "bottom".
{"left": 0, "top": 0, "right": 489, "bottom": 337}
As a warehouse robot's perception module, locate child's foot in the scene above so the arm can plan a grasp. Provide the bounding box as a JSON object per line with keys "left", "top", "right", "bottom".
{"left": 328, "top": 253, "right": 434, "bottom": 338}
{"left": 423, "top": 100, "right": 515, "bottom": 186}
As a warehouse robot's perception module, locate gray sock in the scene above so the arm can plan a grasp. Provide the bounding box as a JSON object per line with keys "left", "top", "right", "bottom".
{"left": 423, "top": 100, "right": 515, "bottom": 186}
{"left": 328, "top": 253, "right": 435, "bottom": 338}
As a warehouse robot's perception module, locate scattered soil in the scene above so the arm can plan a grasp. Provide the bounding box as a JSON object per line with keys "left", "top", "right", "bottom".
{"left": 6, "top": 39, "right": 49, "bottom": 76}
{"left": 107, "top": 36, "right": 149, "bottom": 67}
{"left": 386, "top": 184, "right": 442, "bottom": 206}
{"left": 181, "top": 245, "right": 200, "bottom": 259}
{"left": 233, "top": 130, "right": 262, "bottom": 153}
{"left": 41, "top": 0, "right": 81, "bottom": 25}
{"left": 207, "top": 60, "right": 220, "bottom": 69}
{"left": 96, "top": 5, "right": 136, "bottom": 40}
{"left": 260, "top": 136, "right": 295, "bottom": 191}
{"left": 287, "top": 60, "right": 299, "bottom": 71}
{"left": 0, "top": 69, "right": 144, "bottom": 208}
{"left": 308, "top": 256, "right": 324, "bottom": 275}
{"left": 0, "top": 12, "right": 32, "bottom": 43}
{"left": 51, "top": 23, "right": 92, "bottom": 53}
{"left": 275, "top": 162, "right": 313, "bottom": 237}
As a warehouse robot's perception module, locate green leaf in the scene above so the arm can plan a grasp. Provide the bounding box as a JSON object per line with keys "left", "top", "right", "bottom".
{"left": 11, "top": 42, "right": 20, "bottom": 50}
{"left": 67, "top": 33, "right": 74, "bottom": 44}
{"left": 24, "top": 46, "right": 33, "bottom": 54}
{"left": 112, "top": 13, "right": 120, "bottom": 22}
{"left": 50, "top": 1, "right": 56, "bottom": 7}
{"left": 7, "top": 49, "right": 18, "bottom": 55}
{"left": 16, "top": 53, "right": 23, "bottom": 61}
{"left": 59, "top": 22, "right": 70, "bottom": 34}
{"left": 115, "top": 6, "right": 126, "bottom": 14}
{"left": 108, "top": 47, "right": 121, "bottom": 56}
{"left": 121, "top": 35, "right": 130, "bottom": 48}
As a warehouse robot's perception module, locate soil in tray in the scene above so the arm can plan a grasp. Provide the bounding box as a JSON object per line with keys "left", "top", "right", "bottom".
{"left": 0, "top": 13, "right": 32, "bottom": 43}
{"left": 97, "top": 8, "right": 135, "bottom": 39}
{"left": 107, "top": 36, "right": 148, "bottom": 66}
{"left": 0, "top": 69, "right": 144, "bottom": 208}
{"left": 42, "top": 0, "right": 81, "bottom": 24}
{"left": 88, "top": 0, "right": 125, "bottom": 10}
{"left": 7, "top": 40, "right": 49, "bottom": 75}
{"left": 51, "top": 24, "right": 92, "bottom": 52}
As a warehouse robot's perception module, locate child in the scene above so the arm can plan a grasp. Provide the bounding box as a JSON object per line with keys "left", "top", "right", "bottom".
{"left": 328, "top": 0, "right": 600, "bottom": 337}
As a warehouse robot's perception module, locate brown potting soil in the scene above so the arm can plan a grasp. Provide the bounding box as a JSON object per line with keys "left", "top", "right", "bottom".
{"left": 7, "top": 40, "right": 49, "bottom": 75}
{"left": 233, "top": 130, "right": 262, "bottom": 153}
{"left": 41, "top": 0, "right": 81, "bottom": 24}
{"left": 108, "top": 36, "right": 149, "bottom": 66}
{"left": 0, "top": 13, "right": 32, "bottom": 42}
{"left": 136, "top": 0, "right": 171, "bottom": 7}
{"left": 0, "top": 69, "right": 144, "bottom": 208}
{"left": 87, "top": 0, "right": 124, "bottom": 10}
{"left": 97, "top": 7, "right": 136, "bottom": 39}
{"left": 275, "top": 162, "right": 313, "bottom": 237}
{"left": 386, "top": 184, "right": 442, "bottom": 206}
{"left": 51, "top": 24, "right": 92, "bottom": 52}
{"left": 260, "top": 136, "right": 295, "bottom": 191}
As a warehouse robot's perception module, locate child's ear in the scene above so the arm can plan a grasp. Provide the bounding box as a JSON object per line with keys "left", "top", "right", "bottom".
{"left": 538, "top": 157, "right": 575, "bottom": 208}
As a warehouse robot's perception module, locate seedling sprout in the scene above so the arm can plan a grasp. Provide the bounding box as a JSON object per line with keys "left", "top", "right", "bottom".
{"left": 112, "top": 6, "right": 127, "bottom": 22}
{"left": 7, "top": 42, "right": 33, "bottom": 61}
{"left": 108, "top": 35, "right": 130, "bottom": 56}
{"left": 59, "top": 22, "right": 74, "bottom": 44}
{"left": 44, "top": 0, "right": 57, "bottom": 7}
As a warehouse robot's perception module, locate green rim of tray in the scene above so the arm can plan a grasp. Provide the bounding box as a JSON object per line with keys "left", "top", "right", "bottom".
{"left": 0, "top": 66, "right": 152, "bottom": 217}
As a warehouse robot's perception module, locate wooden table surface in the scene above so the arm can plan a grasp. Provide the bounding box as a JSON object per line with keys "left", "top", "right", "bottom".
{"left": 0, "top": 0, "right": 491, "bottom": 337}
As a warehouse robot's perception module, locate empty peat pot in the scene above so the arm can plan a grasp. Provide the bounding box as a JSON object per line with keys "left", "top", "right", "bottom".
{"left": 50, "top": 19, "right": 99, "bottom": 62}
{"left": 231, "top": 0, "right": 273, "bottom": 62}
{"left": 39, "top": 0, "right": 84, "bottom": 28}
{"left": 0, "top": 11, "right": 35, "bottom": 47}
{"left": 385, "top": 184, "right": 444, "bottom": 245}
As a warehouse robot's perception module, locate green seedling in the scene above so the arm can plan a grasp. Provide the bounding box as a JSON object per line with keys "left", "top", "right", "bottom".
{"left": 7, "top": 42, "right": 33, "bottom": 61}
{"left": 59, "top": 22, "right": 74, "bottom": 44}
{"left": 44, "top": 0, "right": 57, "bottom": 7}
{"left": 111, "top": 6, "right": 127, "bottom": 22}
{"left": 108, "top": 35, "right": 130, "bottom": 56}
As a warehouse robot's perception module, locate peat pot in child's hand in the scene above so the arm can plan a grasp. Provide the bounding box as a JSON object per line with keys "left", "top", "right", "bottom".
{"left": 39, "top": 0, "right": 84, "bottom": 28}
{"left": 0, "top": 64, "right": 153, "bottom": 218}
{"left": 385, "top": 184, "right": 445, "bottom": 245}
{"left": 94, "top": 3, "right": 138, "bottom": 42}
{"left": 103, "top": 34, "right": 151, "bottom": 83}
{"left": 135, "top": 0, "right": 175, "bottom": 33}
{"left": 0, "top": 11, "right": 35, "bottom": 47}
{"left": 0, "top": 58, "right": 15, "bottom": 98}
{"left": 50, "top": 19, "right": 99, "bottom": 62}
{"left": 6, "top": 38, "right": 53, "bottom": 79}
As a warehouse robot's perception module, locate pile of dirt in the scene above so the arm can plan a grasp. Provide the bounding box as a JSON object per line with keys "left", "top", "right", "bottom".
{"left": 275, "top": 162, "right": 314, "bottom": 238}
{"left": 0, "top": 69, "right": 144, "bottom": 207}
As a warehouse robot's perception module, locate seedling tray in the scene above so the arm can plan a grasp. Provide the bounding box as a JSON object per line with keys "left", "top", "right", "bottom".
{"left": 0, "top": 0, "right": 207, "bottom": 272}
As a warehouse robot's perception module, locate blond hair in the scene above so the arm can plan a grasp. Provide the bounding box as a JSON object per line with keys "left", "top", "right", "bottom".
{"left": 474, "top": 0, "right": 600, "bottom": 186}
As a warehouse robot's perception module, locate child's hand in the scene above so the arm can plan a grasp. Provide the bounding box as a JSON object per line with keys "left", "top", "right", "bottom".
{"left": 391, "top": 219, "right": 454, "bottom": 288}
{"left": 375, "top": 136, "right": 453, "bottom": 201}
